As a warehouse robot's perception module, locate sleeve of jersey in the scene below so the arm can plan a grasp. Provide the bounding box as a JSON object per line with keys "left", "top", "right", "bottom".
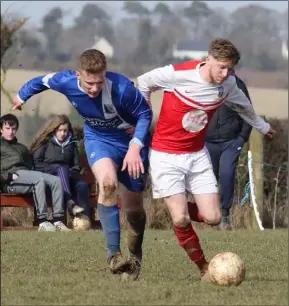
{"left": 17, "top": 72, "right": 64, "bottom": 104}
{"left": 122, "top": 83, "right": 153, "bottom": 145}
{"left": 225, "top": 84, "right": 270, "bottom": 135}
{"left": 136, "top": 65, "right": 175, "bottom": 105}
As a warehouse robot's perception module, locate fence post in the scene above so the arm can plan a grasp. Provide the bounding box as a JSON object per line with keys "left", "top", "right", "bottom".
{"left": 249, "top": 129, "right": 264, "bottom": 229}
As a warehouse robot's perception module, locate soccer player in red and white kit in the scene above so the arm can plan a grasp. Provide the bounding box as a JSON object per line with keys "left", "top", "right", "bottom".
{"left": 137, "top": 38, "right": 276, "bottom": 280}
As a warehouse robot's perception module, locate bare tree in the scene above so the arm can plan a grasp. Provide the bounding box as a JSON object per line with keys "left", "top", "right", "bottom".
{"left": 228, "top": 5, "right": 282, "bottom": 70}
{"left": 1, "top": 14, "right": 27, "bottom": 103}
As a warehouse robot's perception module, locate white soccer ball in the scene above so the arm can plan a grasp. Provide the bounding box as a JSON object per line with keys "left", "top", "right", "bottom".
{"left": 208, "top": 252, "right": 246, "bottom": 286}
{"left": 72, "top": 215, "right": 91, "bottom": 231}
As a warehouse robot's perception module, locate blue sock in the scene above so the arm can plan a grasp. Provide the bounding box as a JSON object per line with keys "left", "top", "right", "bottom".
{"left": 97, "top": 203, "right": 121, "bottom": 258}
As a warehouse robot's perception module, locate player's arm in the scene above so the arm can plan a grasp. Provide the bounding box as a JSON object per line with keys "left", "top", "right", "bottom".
{"left": 225, "top": 82, "right": 275, "bottom": 137}
{"left": 136, "top": 65, "right": 176, "bottom": 105}
{"left": 121, "top": 82, "right": 153, "bottom": 178}
{"left": 13, "top": 72, "right": 65, "bottom": 109}
{"left": 122, "top": 82, "right": 153, "bottom": 147}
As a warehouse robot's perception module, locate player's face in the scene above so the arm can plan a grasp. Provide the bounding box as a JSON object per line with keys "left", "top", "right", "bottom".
{"left": 1, "top": 122, "right": 17, "bottom": 141}
{"left": 77, "top": 70, "right": 105, "bottom": 98}
{"left": 206, "top": 55, "right": 235, "bottom": 85}
{"left": 55, "top": 123, "right": 69, "bottom": 143}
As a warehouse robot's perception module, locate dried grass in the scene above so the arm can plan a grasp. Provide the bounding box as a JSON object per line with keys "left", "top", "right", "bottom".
{"left": 2, "top": 119, "right": 287, "bottom": 229}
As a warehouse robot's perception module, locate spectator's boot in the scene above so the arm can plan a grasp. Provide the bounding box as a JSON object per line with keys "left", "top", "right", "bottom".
{"left": 38, "top": 221, "right": 57, "bottom": 232}
{"left": 219, "top": 216, "right": 232, "bottom": 230}
{"left": 54, "top": 221, "right": 72, "bottom": 231}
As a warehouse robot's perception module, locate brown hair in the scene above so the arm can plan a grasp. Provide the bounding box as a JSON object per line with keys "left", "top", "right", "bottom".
{"left": 208, "top": 38, "right": 241, "bottom": 65}
{"left": 30, "top": 114, "right": 73, "bottom": 153}
{"left": 77, "top": 49, "right": 107, "bottom": 74}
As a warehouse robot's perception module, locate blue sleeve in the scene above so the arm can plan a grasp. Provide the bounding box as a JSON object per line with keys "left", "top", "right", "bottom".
{"left": 17, "top": 72, "right": 65, "bottom": 103}
{"left": 122, "top": 82, "right": 153, "bottom": 145}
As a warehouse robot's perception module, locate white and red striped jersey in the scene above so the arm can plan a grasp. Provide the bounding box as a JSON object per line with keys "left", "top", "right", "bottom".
{"left": 137, "top": 60, "right": 270, "bottom": 154}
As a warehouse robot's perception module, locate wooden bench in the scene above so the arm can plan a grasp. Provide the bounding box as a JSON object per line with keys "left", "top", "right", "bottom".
{"left": 0, "top": 158, "right": 121, "bottom": 230}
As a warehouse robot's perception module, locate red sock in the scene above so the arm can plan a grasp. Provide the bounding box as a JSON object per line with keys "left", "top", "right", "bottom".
{"left": 173, "top": 223, "right": 208, "bottom": 271}
{"left": 187, "top": 201, "right": 204, "bottom": 222}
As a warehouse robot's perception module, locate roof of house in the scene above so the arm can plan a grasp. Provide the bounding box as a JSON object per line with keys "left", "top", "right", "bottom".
{"left": 175, "top": 40, "right": 209, "bottom": 51}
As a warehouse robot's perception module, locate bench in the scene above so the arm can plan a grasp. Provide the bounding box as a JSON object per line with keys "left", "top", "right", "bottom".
{"left": 0, "top": 157, "right": 121, "bottom": 230}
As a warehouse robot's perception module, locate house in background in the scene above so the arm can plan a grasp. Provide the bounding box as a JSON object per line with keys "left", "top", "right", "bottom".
{"left": 172, "top": 40, "right": 209, "bottom": 60}
{"left": 281, "top": 39, "right": 288, "bottom": 60}
{"left": 91, "top": 37, "right": 114, "bottom": 59}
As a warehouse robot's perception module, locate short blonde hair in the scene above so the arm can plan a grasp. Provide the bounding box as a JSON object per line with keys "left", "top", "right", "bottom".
{"left": 77, "top": 49, "right": 107, "bottom": 74}
{"left": 208, "top": 38, "right": 240, "bottom": 65}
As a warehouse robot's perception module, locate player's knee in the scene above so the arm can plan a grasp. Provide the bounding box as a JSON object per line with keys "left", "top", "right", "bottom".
{"left": 100, "top": 177, "right": 118, "bottom": 200}
{"left": 172, "top": 213, "right": 191, "bottom": 227}
{"left": 203, "top": 210, "right": 221, "bottom": 225}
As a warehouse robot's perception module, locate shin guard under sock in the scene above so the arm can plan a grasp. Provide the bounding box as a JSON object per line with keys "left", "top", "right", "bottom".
{"left": 97, "top": 203, "right": 121, "bottom": 258}
{"left": 173, "top": 223, "right": 208, "bottom": 271}
{"left": 125, "top": 210, "right": 146, "bottom": 259}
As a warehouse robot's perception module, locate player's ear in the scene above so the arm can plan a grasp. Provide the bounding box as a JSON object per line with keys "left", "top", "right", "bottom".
{"left": 75, "top": 70, "right": 81, "bottom": 80}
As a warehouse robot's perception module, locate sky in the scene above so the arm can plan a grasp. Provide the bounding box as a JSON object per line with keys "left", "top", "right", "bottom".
{"left": 1, "top": 1, "right": 288, "bottom": 28}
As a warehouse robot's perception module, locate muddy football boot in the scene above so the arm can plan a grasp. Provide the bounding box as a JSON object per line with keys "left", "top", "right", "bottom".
{"left": 108, "top": 252, "right": 130, "bottom": 274}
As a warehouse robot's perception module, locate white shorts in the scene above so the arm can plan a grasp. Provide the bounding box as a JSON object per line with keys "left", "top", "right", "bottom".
{"left": 149, "top": 148, "right": 218, "bottom": 199}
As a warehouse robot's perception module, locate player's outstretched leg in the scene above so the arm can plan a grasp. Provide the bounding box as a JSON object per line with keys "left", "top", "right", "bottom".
{"left": 187, "top": 200, "right": 204, "bottom": 222}
{"left": 92, "top": 158, "right": 130, "bottom": 274}
{"left": 165, "top": 193, "right": 209, "bottom": 279}
{"left": 119, "top": 186, "right": 146, "bottom": 281}
{"left": 190, "top": 193, "right": 222, "bottom": 280}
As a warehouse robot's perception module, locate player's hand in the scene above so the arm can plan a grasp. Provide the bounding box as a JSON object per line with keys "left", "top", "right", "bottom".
{"left": 266, "top": 126, "right": 276, "bottom": 138}
{"left": 121, "top": 143, "right": 144, "bottom": 179}
{"left": 12, "top": 96, "right": 23, "bottom": 111}
{"left": 12, "top": 173, "right": 19, "bottom": 180}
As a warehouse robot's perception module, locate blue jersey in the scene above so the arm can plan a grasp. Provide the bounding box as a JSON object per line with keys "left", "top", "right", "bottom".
{"left": 17, "top": 70, "right": 152, "bottom": 146}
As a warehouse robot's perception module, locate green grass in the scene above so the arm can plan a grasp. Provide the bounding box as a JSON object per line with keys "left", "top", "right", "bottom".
{"left": 1, "top": 229, "right": 288, "bottom": 305}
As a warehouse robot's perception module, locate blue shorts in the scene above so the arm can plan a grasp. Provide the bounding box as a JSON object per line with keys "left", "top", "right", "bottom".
{"left": 84, "top": 138, "right": 149, "bottom": 192}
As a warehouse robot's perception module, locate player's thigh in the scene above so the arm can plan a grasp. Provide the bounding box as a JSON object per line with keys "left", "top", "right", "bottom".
{"left": 193, "top": 193, "right": 221, "bottom": 225}
{"left": 117, "top": 145, "right": 149, "bottom": 195}
{"left": 164, "top": 193, "right": 190, "bottom": 227}
{"left": 186, "top": 148, "right": 221, "bottom": 224}
{"left": 188, "top": 168, "right": 221, "bottom": 224}
{"left": 85, "top": 138, "right": 120, "bottom": 186}
{"left": 118, "top": 184, "right": 144, "bottom": 213}
{"left": 149, "top": 149, "right": 186, "bottom": 199}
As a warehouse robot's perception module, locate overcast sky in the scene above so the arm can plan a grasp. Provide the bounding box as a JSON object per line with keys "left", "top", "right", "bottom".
{"left": 1, "top": 1, "right": 288, "bottom": 28}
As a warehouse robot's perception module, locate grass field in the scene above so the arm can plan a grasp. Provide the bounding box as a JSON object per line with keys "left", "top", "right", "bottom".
{"left": 1, "top": 229, "right": 287, "bottom": 305}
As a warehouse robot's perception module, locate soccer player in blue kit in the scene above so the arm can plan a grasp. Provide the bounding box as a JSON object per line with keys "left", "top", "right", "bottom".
{"left": 12, "top": 49, "right": 153, "bottom": 280}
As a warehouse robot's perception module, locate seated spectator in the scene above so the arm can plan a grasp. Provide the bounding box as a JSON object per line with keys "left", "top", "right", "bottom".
{"left": 30, "top": 114, "right": 91, "bottom": 219}
{"left": 0, "top": 113, "right": 70, "bottom": 231}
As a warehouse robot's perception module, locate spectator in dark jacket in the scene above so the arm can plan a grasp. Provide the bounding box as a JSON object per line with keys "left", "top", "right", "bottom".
{"left": 205, "top": 76, "right": 252, "bottom": 229}
{"left": 0, "top": 113, "right": 70, "bottom": 231}
{"left": 30, "top": 114, "right": 90, "bottom": 219}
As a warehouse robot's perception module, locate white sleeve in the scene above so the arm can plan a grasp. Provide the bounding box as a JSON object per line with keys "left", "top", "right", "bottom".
{"left": 225, "top": 83, "right": 270, "bottom": 135}
{"left": 136, "top": 65, "right": 176, "bottom": 105}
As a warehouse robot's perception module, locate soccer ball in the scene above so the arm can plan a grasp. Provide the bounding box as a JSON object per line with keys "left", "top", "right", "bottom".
{"left": 72, "top": 215, "right": 91, "bottom": 231}
{"left": 208, "top": 252, "right": 245, "bottom": 286}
